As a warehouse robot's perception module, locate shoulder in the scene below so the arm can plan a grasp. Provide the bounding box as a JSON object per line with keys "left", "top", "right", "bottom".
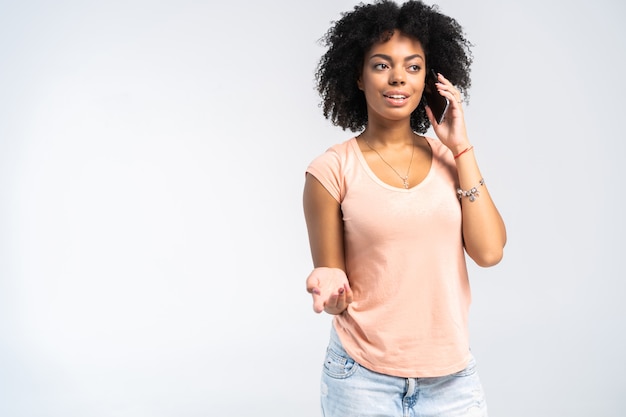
{"left": 305, "top": 137, "right": 357, "bottom": 203}
{"left": 424, "top": 136, "right": 458, "bottom": 183}
{"left": 307, "top": 137, "right": 356, "bottom": 171}
{"left": 424, "top": 136, "right": 453, "bottom": 161}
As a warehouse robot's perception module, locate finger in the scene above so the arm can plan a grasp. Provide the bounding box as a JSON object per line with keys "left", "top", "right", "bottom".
{"left": 307, "top": 286, "right": 321, "bottom": 295}
{"left": 436, "top": 72, "right": 452, "bottom": 86}
{"left": 448, "top": 90, "right": 463, "bottom": 105}
{"left": 343, "top": 283, "right": 354, "bottom": 304}
{"left": 312, "top": 293, "right": 325, "bottom": 313}
{"left": 338, "top": 284, "right": 353, "bottom": 307}
{"left": 424, "top": 105, "right": 435, "bottom": 124}
{"left": 334, "top": 286, "right": 351, "bottom": 310}
{"left": 326, "top": 290, "right": 340, "bottom": 309}
{"left": 305, "top": 276, "right": 318, "bottom": 294}
{"left": 434, "top": 74, "right": 462, "bottom": 104}
{"left": 335, "top": 286, "right": 346, "bottom": 307}
{"left": 324, "top": 286, "right": 346, "bottom": 311}
{"left": 435, "top": 85, "right": 459, "bottom": 103}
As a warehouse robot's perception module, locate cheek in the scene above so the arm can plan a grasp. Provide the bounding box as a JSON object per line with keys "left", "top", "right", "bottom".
{"left": 414, "top": 80, "right": 426, "bottom": 98}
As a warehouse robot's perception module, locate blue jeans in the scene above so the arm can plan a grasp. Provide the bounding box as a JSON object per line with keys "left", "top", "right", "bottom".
{"left": 320, "top": 326, "right": 488, "bottom": 417}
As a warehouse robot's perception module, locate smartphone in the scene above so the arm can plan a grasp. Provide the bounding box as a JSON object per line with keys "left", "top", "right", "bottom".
{"left": 423, "top": 69, "right": 449, "bottom": 124}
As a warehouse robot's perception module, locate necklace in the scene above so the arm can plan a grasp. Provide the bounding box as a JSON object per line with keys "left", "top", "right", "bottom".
{"left": 365, "top": 136, "right": 415, "bottom": 189}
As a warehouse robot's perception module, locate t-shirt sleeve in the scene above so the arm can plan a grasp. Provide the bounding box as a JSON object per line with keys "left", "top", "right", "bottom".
{"left": 305, "top": 146, "right": 344, "bottom": 203}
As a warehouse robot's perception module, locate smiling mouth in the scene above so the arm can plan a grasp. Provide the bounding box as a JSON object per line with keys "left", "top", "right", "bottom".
{"left": 384, "top": 94, "right": 408, "bottom": 99}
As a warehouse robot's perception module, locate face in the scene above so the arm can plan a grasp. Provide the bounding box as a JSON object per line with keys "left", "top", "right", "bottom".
{"left": 357, "top": 31, "right": 426, "bottom": 125}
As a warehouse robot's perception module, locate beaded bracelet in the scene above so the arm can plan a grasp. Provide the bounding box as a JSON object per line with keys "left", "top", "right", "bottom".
{"left": 457, "top": 178, "right": 485, "bottom": 202}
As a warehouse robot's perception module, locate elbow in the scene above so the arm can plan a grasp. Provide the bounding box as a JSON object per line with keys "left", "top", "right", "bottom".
{"left": 470, "top": 247, "right": 504, "bottom": 268}
{"left": 466, "top": 230, "right": 507, "bottom": 268}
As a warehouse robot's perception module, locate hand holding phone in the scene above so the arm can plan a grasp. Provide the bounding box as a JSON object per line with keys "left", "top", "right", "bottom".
{"left": 423, "top": 69, "right": 449, "bottom": 124}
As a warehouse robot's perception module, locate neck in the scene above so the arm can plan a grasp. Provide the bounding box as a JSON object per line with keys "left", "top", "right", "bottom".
{"left": 359, "top": 123, "right": 415, "bottom": 148}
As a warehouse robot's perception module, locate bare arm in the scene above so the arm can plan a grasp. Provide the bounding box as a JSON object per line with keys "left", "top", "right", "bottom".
{"left": 454, "top": 150, "right": 507, "bottom": 266}
{"left": 303, "top": 173, "right": 353, "bottom": 314}
{"left": 427, "top": 73, "right": 507, "bottom": 267}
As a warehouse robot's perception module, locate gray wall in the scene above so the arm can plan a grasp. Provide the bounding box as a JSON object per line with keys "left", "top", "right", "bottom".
{"left": 1, "top": 0, "right": 624, "bottom": 415}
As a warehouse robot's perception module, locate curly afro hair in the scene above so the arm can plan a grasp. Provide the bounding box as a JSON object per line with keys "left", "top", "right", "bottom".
{"left": 315, "top": 0, "right": 473, "bottom": 133}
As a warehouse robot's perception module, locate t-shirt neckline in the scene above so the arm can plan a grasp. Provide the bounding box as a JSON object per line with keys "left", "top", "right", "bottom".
{"left": 349, "top": 136, "right": 436, "bottom": 192}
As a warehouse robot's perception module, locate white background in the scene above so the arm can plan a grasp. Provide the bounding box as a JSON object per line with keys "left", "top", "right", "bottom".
{"left": 1, "top": 0, "right": 624, "bottom": 416}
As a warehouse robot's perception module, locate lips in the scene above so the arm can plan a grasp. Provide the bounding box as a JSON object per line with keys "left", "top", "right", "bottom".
{"left": 383, "top": 91, "right": 410, "bottom": 106}
{"left": 384, "top": 94, "right": 408, "bottom": 99}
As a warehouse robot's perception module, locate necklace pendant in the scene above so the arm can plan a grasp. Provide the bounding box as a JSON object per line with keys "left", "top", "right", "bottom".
{"left": 363, "top": 136, "right": 415, "bottom": 190}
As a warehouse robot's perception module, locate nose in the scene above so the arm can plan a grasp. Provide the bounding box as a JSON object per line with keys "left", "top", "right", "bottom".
{"left": 389, "top": 67, "right": 405, "bottom": 85}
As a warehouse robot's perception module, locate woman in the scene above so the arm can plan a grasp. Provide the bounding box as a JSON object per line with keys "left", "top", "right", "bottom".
{"left": 303, "top": 1, "right": 507, "bottom": 416}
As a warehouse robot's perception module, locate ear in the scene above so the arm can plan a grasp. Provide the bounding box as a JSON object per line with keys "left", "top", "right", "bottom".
{"left": 357, "top": 77, "right": 364, "bottom": 91}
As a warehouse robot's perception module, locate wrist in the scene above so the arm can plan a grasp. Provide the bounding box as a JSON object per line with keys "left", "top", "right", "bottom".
{"left": 453, "top": 145, "right": 473, "bottom": 159}
{"left": 450, "top": 140, "right": 471, "bottom": 155}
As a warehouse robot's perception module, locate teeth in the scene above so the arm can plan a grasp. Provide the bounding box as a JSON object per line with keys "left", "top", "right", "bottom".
{"left": 387, "top": 95, "right": 406, "bottom": 99}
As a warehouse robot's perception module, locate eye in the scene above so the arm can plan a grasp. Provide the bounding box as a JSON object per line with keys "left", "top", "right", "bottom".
{"left": 373, "top": 63, "right": 389, "bottom": 70}
{"left": 408, "top": 64, "right": 421, "bottom": 72}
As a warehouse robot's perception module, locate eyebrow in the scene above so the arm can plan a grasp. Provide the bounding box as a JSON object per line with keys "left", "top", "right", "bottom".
{"left": 368, "top": 53, "right": 424, "bottom": 62}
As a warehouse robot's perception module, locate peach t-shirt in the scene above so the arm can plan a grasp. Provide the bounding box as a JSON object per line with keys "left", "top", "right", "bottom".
{"left": 306, "top": 136, "right": 472, "bottom": 377}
